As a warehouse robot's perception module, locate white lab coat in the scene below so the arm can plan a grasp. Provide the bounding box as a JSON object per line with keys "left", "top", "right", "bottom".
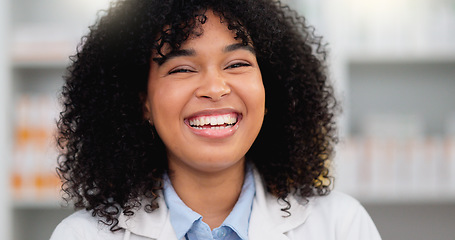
{"left": 50, "top": 171, "right": 381, "bottom": 240}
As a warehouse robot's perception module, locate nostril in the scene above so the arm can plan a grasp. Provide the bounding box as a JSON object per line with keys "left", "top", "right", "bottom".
{"left": 196, "top": 85, "right": 231, "bottom": 101}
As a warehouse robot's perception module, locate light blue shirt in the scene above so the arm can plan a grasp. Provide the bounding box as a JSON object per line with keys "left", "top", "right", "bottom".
{"left": 163, "top": 166, "right": 255, "bottom": 240}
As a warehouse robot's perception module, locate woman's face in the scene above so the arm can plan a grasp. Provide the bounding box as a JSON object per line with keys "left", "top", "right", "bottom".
{"left": 144, "top": 11, "right": 265, "bottom": 174}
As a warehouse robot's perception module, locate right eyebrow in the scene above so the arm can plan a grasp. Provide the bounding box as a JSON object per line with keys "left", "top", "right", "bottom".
{"left": 152, "top": 49, "right": 196, "bottom": 66}
{"left": 224, "top": 43, "right": 255, "bottom": 55}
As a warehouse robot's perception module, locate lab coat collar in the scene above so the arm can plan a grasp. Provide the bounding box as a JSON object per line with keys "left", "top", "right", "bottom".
{"left": 118, "top": 169, "right": 312, "bottom": 240}
{"left": 249, "top": 169, "right": 312, "bottom": 239}
{"left": 117, "top": 194, "right": 177, "bottom": 240}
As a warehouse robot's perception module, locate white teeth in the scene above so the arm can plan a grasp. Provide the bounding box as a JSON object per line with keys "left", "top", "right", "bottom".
{"left": 188, "top": 114, "right": 238, "bottom": 127}
{"left": 192, "top": 125, "right": 230, "bottom": 130}
{"left": 210, "top": 116, "right": 217, "bottom": 126}
{"left": 216, "top": 116, "right": 224, "bottom": 125}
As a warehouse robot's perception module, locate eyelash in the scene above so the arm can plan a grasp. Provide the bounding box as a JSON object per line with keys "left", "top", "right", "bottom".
{"left": 167, "top": 62, "right": 251, "bottom": 75}
{"left": 168, "top": 68, "right": 194, "bottom": 75}
{"left": 225, "top": 62, "right": 251, "bottom": 69}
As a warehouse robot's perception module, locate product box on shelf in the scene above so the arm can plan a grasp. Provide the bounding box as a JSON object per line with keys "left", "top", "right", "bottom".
{"left": 336, "top": 112, "right": 455, "bottom": 201}
{"left": 12, "top": 94, "right": 61, "bottom": 203}
{"left": 336, "top": 136, "right": 455, "bottom": 202}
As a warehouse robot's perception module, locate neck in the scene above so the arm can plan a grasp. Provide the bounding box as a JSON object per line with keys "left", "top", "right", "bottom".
{"left": 168, "top": 160, "right": 245, "bottom": 230}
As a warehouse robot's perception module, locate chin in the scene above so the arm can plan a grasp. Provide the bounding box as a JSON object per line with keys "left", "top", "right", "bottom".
{"left": 186, "top": 157, "right": 245, "bottom": 173}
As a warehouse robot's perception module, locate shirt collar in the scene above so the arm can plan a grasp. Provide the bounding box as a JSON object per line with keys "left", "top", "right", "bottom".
{"left": 163, "top": 174, "right": 201, "bottom": 240}
{"left": 219, "top": 165, "right": 255, "bottom": 239}
{"left": 163, "top": 165, "right": 256, "bottom": 240}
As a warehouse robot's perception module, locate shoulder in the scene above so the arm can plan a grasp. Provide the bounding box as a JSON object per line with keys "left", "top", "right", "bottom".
{"left": 291, "top": 191, "right": 382, "bottom": 239}
{"left": 309, "top": 190, "right": 363, "bottom": 214}
{"left": 282, "top": 190, "right": 367, "bottom": 225}
{"left": 59, "top": 210, "right": 99, "bottom": 225}
{"left": 305, "top": 190, "right": 369, "bottom": 226}
{"left": 50, "top": 210, "right": 123, "bottom": 240}
{"left": 251, "top": 170, "right": 381, "bottom": 239}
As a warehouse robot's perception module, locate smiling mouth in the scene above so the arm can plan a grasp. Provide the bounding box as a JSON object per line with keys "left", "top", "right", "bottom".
{"left": 186, "top": 113, "right": 239, "bottom": 130}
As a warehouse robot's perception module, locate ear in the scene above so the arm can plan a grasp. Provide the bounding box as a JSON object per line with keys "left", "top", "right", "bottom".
{"left": 140, "top": 93, "right": 153, "bottom": 124}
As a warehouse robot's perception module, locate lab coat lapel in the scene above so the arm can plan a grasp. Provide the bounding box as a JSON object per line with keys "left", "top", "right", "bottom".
{"left": 249, "top": 170, "right": 312, "bottom": 239}
{"left": 118, "top": 194, "right": 178, "bottom": 240}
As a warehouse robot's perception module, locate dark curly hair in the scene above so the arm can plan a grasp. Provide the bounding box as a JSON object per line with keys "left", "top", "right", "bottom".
{"left": 57, "top": 0, "right": 338, "bottom": 231}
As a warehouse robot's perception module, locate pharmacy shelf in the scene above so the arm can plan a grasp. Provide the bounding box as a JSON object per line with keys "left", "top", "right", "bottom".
{"left": 356, "top": 194, "right": 455, "bottom": 205}
{"left": 13, "top": 198, "right": 67, "bottom": 209}
{"left": 2, "top": 0, "right": 454, "bottom": 240}
{"left": 12, "top": 60, "right": 70, "bottom": 69}
{"left": 335, "top": 136, "right": 455, "bottom": 204}
{"left": 5, "top": 1, "right": 106, "bottom": 239}
{"left": 347, "top": 51, "right": 455, "bottom": 64}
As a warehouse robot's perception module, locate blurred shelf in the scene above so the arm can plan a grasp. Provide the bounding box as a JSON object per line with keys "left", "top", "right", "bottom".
{"left": 11, "top": 187, "right": 64, "bottom": 209}
{"left": 347, "top": 51, "right": 455, "bottom": 64}
{"left": 11, "top": 47, "right": 73, "bottom": 69}
{"left": 12, "top": 59, "right": 70, "bottom": 69}
{"left": 355, "top": 194, "right": 455, "bottom": 204}
{"left": 13, "top": 198, "right": 67, "bottom": 209}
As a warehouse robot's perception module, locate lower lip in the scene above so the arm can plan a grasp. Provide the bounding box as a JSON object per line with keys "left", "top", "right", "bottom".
{"left": 186, "top": 117, "right": 241, "bottom": 139}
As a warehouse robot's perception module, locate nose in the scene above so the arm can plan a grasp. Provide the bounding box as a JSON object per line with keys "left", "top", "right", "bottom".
{"left": 195, "top": 70, "right": 231, "bottom": 101}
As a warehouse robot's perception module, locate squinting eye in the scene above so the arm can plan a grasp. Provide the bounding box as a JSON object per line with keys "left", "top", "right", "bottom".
{"left": 168, "top": 68, "right": 194, "bottom": 75}
{"left": 225, "top": 62, "right": 251, "bottom": 69}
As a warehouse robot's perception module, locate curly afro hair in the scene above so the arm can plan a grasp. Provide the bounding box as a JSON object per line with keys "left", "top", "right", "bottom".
{"left": 57, "top": 0, "right": 338, "bottom": 231}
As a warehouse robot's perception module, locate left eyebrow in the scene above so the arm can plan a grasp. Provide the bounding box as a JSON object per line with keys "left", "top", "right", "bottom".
{"left": 153, "top": 49, "right": 196, "bottom": 66}
{"left": 153, "top": 43, "right": 255, "bottom": 65}
{"left": 224, "top": 43, "right": 256, "bottom": 55}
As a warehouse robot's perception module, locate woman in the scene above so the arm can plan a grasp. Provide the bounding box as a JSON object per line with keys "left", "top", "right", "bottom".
{"left": 51, "top": 0, "right": 381, "bottom": 239}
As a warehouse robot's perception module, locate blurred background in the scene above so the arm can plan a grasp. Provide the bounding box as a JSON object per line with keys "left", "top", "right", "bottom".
{"left": 0, "top": 0, "right": 454, "bottom": 239}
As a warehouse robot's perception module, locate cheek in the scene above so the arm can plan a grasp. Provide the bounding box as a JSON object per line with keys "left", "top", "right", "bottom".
{"left": 233, "top": 75, "right": 266, "bottom": 135}
{"left": 242, "top": 76, "right": 266, "bottom": 114}
{"left": 148, "top": 82, "right": 194, "bottom": 128}
{"left": 150, "top": 87, "right": 176, "bottom": 121}
{"left": 250, "top": 79, "right": 266, "bottom": 131}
